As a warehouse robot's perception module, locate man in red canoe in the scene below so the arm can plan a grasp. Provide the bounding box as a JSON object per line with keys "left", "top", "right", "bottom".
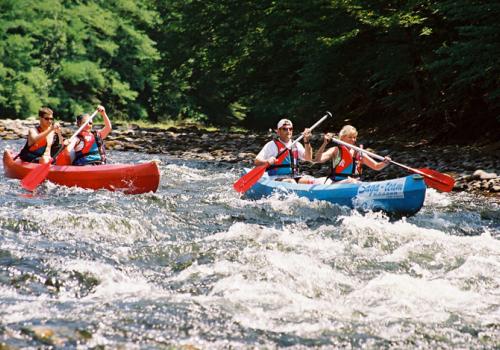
{"left": 63, "top": 105, "right": 112, "bottom": 166}
{"left": 314, "top": 125, "right": 391, "bottom": 184}
{"left": 17, "top": 107, "right": 64, "bottom": 164}
{"left": 255, "top": 118, "right": 315, "bottom": 184}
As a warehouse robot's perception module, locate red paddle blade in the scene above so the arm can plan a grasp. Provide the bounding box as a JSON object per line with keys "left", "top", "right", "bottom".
{"left": 418, "top": 168, "right": 455, "bottom": 192}
{"left": 233, "top": 165, "right": 268, "bottom": 193}
{"left": 20, "top": 163, "right": 50, "bottom": 191}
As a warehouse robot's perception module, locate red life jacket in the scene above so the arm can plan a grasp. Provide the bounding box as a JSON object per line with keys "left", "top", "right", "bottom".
{"left": 267, "top": 139, "right": 299, "bottom": 176}
{"left": 78, "top": 131, "right": 97, "bottom": 153}
{"left": 329, "top": 145, "right": 362, "bottom": 181}
{"left": 73, "top": 130, "right": 106, "bottom": 165}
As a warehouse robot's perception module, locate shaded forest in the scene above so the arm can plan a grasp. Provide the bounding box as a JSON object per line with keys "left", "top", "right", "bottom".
{"left": 1, "top": 0, "right": 499, "bottom": 143}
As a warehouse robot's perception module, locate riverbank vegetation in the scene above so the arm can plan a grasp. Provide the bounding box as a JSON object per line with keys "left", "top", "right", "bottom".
{"left": 0, "top": 0, "right": 498, "bottom": 143}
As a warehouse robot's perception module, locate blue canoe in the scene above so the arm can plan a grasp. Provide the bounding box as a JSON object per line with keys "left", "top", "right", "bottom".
{"left": 244, "top": 172, "right": 427, "bottom": 216}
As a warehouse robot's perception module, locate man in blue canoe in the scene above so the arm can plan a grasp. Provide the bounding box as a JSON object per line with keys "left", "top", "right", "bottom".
{"left": 255, "top": 118, "right": 315, "bottom": 183}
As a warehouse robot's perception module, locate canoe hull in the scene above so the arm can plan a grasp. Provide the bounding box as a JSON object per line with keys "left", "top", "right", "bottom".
{"left": 3, "top": 150, "right": 160, "bottom": 194}
{"left": 244, "top": 172, "right": 426, "bottom": 216}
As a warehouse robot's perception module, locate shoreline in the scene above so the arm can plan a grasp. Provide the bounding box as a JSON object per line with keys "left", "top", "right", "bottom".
{"left": 1, "top": 119, "right": 498, "bottom": 196}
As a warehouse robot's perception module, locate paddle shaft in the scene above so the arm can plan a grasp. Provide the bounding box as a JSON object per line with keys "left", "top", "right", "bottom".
{"left": 21, "top": 109, "right": 100, "bottom": 191}
{"left": 51, "top": 110, "right": 98, "bottom": 162}
{"left": 233, "top": 111, "right": 332, "bottom": 193}
{"left": 329, "top": 136, "right": 441, "bottom": 180}
{"left": 274, "top": 111, "right": 332, "bottom": 160}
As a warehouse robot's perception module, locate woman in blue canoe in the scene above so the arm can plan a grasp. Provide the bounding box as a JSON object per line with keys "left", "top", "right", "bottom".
{"left": 314, "top": 125, "right": 391, "bottom": 184}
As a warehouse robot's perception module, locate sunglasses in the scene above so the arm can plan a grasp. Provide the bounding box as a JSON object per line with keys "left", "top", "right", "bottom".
{"left": 42, "top": 117, "right": 54, "bottom": 121}
{"left": 280, "top": 127, "right": 293, "bottom": 131}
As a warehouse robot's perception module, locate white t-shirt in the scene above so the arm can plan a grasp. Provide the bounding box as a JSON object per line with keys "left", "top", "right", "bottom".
{"left": 256, "top": 139, "right": 306, "bottom": 161}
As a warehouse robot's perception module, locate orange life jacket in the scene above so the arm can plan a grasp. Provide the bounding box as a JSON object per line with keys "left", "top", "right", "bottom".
{"left": 17, "top": 126, "right": 48, "bottom": 162}
{"left": 328, "top": 145, "right": 363, "bottom": 181}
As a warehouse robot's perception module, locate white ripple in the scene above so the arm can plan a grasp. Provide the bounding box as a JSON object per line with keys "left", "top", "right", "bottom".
{"left": 345, "top": 273, "right": 488, "bottom": 323}
{"left": 424, "top": 187, "right": 453, "bottom": 207}
{"left": 0, "top": 287, "right": 54, "bottom": 323}
{"left": 17, "top": 207, "right": 149, "bottom": 243}
{"left": 60, "top": 259, "right": 164, "bottom": 301}
{"left": 176, "top": 216, "right": 500, "bottom": 336}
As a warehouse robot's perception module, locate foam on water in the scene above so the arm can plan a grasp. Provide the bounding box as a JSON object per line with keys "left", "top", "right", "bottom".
{"left": 423, "top": 187, "right": 453, "bottom": 207}
{"left": 27, "top": 208, "right": 148, "bottom": 242}
{"left": 346, "top": 273, "right": 489, "bottom": 323}
{"left": 1, "top": 141, "right": 499, "bottom": 348}
{"left": 2, "top": 295, "right": 56, "bottom": 324}
{"left": 59, "top": 259, "right": 160, "bottom": 300}
{"left": 167, "top": 211, "right": 500, "bottom": 341}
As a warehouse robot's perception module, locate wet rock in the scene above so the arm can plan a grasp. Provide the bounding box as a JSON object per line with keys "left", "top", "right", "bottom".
{"left": 104, "top": 140, "right": 122, "bottom": 150}
{"left": 21, "top": 326, "right": 65, "bottom": 346}
{"left": 122, "top": 142, "right": 142, "bottom": 151}
{"left": 473, "top": 169, "right": 497, "bottom": 180}
{"left": 2, "top": 134, "right": 19, "bottom": 140}
{"left": 167, "top": 126, "right": 180, "bottom": 132}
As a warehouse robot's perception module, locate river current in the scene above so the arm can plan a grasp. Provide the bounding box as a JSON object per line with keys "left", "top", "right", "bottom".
{"left": 1, "top": 139, "right": 499, "bottom": 349}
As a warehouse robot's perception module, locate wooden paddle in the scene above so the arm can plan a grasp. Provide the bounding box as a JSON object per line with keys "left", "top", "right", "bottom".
{"left": 329, "top": 136, "right": 455, "bottom": 192}
{"left": 21, "top": 110, "right": 98, "bottom": 191}
{"left": 233, "top": 111, "right": 332, "bottom": 193}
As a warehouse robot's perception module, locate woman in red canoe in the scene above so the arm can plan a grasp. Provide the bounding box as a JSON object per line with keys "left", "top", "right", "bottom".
{"left": 61, "top": 105, "right": 112, "bottom": 166}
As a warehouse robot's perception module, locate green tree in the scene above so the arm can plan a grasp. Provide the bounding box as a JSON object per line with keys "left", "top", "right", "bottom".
{"left": 1, "top": 0, "right": 498, "bottom": 141}
{"left": 0, "top": 0, "right": 159, "bottom": 120}
{"left": 428, "top": 0, "right": 500, "bottom": 139}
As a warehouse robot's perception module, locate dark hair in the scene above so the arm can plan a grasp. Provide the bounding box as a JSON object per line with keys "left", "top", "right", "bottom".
{"left": 39, "top": 107, "right": 53, "bottom": 118}
{"left": 76, "top": 113, "right": 89, "bottom": 124}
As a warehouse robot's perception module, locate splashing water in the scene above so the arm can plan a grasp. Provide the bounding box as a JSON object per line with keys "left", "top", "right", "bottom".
{"left": 0, "top": 139, "right": 498, "bottom": 349}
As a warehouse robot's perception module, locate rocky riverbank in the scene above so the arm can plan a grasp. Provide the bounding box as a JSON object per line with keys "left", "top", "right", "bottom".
{"left": 1, "top": 119, "right": 499, "bottom": 195}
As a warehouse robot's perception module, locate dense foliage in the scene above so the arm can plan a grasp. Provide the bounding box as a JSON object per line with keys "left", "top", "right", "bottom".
{"left": 1, "top": 0, "right": 498, "bottom": 140}
{"left": 0, "top": 0, "right": 158, "bottom": 120}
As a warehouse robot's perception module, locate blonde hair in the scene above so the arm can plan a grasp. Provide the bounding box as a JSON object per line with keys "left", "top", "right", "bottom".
{"left": 339, "top": 125, "right": 357, "bottom": 138}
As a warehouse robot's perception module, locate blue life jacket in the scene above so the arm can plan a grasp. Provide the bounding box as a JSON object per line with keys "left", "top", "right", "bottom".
{"left": 73, "top": 131, "right": 106, "bottom": 166}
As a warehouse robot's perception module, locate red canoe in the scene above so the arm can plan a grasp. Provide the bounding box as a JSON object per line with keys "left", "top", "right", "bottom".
{"left": 3, "top": 150, "right": 160, "bottom": 194}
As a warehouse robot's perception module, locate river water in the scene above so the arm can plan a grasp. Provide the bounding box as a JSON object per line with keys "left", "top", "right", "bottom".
{"left": 1, "top": 139, "right": 499, "bottom": 349}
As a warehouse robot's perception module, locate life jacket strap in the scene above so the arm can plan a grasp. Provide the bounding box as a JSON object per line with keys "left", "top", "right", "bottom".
{"left": 328, "top": 145, "right": 359, "bottom": 181}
